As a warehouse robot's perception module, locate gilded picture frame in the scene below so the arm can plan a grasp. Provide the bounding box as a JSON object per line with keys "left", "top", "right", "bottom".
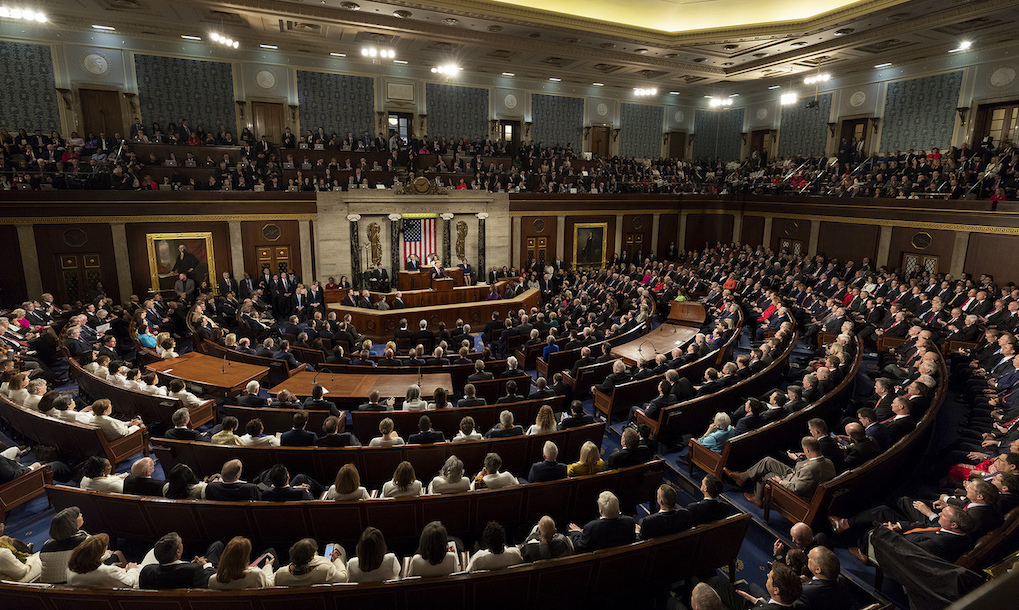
{"left": 573, "top": 222, "right": 608, "bottom": 267}
{"left": 145, "top": 232, "right": 216, "bottom": 296}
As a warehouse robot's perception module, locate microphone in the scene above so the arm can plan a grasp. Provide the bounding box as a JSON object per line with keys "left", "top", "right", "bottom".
{"left": 221, "top": 353, "right": 227, "bottom": 374}
{"left": 418, "top": 365, "right": 423, "bottom": 386}
{"left": 313, "top": 371, "right": 320, "bottom": 387}
{"left": 638, "top": 339, "right": 658, "bottom": 358}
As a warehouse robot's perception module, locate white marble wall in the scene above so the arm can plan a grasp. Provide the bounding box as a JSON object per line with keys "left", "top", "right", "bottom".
{"left": 315, "top": 191, "right": 510, "bottom": 284}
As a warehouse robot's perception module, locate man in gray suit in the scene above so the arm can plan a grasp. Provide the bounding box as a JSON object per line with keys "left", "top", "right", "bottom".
{"left": 724, "top": 436, "right": 836, "bottom": 507}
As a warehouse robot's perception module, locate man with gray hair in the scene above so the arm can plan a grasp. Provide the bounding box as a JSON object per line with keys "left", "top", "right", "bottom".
{"left": 527, "top": 440, "right": 567, "bottom": 483}
{"left": 486, "top": 409, "right": 523, "bottom": 438}
{"left": 500, "top": 355, "right": 526, "bottom": 378}
{"left": 567, "top": 490, "right": 636, "bottom": 551}
{"left": 237, "top": 380, "right": 268, "bottom": 407}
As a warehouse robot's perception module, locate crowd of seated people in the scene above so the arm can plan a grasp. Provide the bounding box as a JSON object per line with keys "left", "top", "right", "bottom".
{"left": 3, "top": 121, "right": 1014, "bottom": 199}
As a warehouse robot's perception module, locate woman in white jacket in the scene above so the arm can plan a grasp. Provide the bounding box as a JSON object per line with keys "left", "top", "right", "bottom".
{"left": 273, "top": 538, "right": 347, "bottom": 586}
{"left": 207, "top": 536, "right": 275, "bottom": 590}
{"left": 66, "top": 534, "right": 139, "bottom": 588}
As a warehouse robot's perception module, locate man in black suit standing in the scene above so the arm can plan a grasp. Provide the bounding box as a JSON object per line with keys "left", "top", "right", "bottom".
{"left": 217, "top": 271, "right": 237, "bottom": 298}
{"left": 139, "top": 532, "right": 219, "bottom": 589}
{"left": 409, "top": 415, "right": 446, "bottom": 444}
{"left": 638, "top": 484, "right": 693, "bottom": 539}
{"left": 568, "top": 491, "right": 636, "bottom": 552}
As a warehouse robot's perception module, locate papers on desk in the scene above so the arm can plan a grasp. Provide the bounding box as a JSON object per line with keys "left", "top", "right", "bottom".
{"left": 163, "top": 369, "right": 173, "bottom": 373}
{"left": 96, "top": 323, "right": 111, "bottom": 334}
{"left": 320, "top": 387, "right": 329, "bottom": 395}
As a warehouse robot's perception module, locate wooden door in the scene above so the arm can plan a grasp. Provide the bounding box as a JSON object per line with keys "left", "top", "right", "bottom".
{"left": 250, "top": 101, "right": 286, "bottom": 143}
{"left": 749, "top": 130, "right": 772, "bottom": 161}
{"left": 839, "top": 118, "right": 867, "bottom": 157}
{"left": 56, "top": 253, "right": 103, "bottom": 305}
{"left": 977, "top": 102, "right": 1019, "bottom": 148}
{"left": 591, "top": 126, "right": 610, "bottom": 157}
{"left": 623, "top": 232, "right": 645, "bottom": 259}
{"left": 79, "top": 89, "right": 125, "bottom": 137}
{"left": 523, "top": 236, "right": 548, "bottom": 271}
{"left": 779, "top": 239, "right": 804, "bottom": 257}
{"left": 901, "top": 253, "right": 938, "bottom": 277}
{"left": 256, "top": 245, "right": 293, "bottom": 278}
{"left": 668, "top": 132, "right": 686, "bottom": 160}
{"left": 499, "top": 120, "right": 521, "bottom": 155}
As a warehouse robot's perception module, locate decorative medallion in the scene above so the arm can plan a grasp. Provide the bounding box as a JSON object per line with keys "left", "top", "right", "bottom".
{"left": 532, "top": 219, "right": 545, "bottom": 233}
{"left": 911, "top": 231, "right": 932, "bottom": 250}
{"left": 597, "top": 103, "right": 609, "bottom": 117}
{"left": 255, "top": 69, "right": 277, "bottom": 90}
{"left": 261, "top": 223, "right": 281, "bottom": 241}
{"left": 756, "top": 107, "right": 768, "bottom": 121}
{"left": 989, "top": 66, "right": 1017, "bottom": 88}
{"left": 674, "top": 110, "right": 684, "bottom": 123}
{"left": 504, "top": 93, "right": 517, "bottom": 109}
{"left": 63, "top": 227, "right": 88, "bottom": 247}
{"left": 632, "top": 216, "right": 643, "bottom": 230}
{"left": 82, "top": 52, "right": 110, "bottom": 77}
{"left": 849, "top": 91, "right": 867, "bottom": 108}
{"left": 783, "top": 220, "right": 799, "bottom": 236}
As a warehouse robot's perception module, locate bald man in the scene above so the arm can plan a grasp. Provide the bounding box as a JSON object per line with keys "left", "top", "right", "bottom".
{"left": 123, "top": 457, "right": 166, "bottom": 497}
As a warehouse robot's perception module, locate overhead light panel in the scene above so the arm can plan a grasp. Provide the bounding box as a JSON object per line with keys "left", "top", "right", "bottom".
{"left": 362, "top": 46, "right": 395, "bottom": 59}
{"left": 430, "top": 63, "right": 459, "bottom": 74}
{"left": 592, "top": 82, "right": 604, "bottom": 87}
{"left": 949, "top": 40, "right": 972, "bottom": 53}
{"left": 330, "top": 52, "right": 346, "bottom": 57}
{"left": 780, "top": 92, "right": 798, "bottom": 105}
{"left": 549, "top": 77, "right": 561, "bottom": 82}
{"left": 874, "top": 62, "right": 892, "bottom": 68}
{"left": 260, "top": 44, "right": 278, "bottom": 50}
{"left": 669, "top": 91, "right": 680, "bottom": 95}
{"left": 180, "top": 35, "right": 202, "bottom": 41}
{"left": 768, "top": 85, "right": 781, "bottom": 90}
{"left": 502, "top": 72, "right": 515, "bottom": 76}
{"left": 803, "top": 73, "right": 831, "bottom": 85}
{"left": 0, "top": 8, "right": 47, "bottom": 22}
{"left": 210, "top": 32, "right": 239, "bottom": 48}
{"left": 394, "top": 59, "right": 408, "bottom": 64}
{"left": 91, "top": 24, "right": 115, "bottom": 31}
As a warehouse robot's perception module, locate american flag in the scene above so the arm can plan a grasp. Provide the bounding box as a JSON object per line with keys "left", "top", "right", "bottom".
{"left": 403, "top": 217, "right": 437, "bottom": 264}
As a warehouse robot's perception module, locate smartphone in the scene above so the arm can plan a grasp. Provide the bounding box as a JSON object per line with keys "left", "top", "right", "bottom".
{"left": 249, "top": 553, "right": 269, "bottom": 568}
{"left": 324, "top": 543, "right": 335, "bottom": 558}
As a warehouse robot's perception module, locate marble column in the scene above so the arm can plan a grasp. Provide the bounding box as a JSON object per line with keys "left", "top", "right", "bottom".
{"left": 299, "top": 220, "right": 314, "bottom": 281}
{"left": 762, "top": 216, "right": 773, "bottom": 251}
{"left": 477, "top": 213, "right": 488, "bottom": 280}
{"left": 614, "top": 213, "right": 624, "bottom": 257}
{"left": 389, "top": 214, "right": 402, "bottom": 290}
{"left": 731, "top": 213, "right": 743, "bottom": 245}
{"left": 511, "top": 216, "right": 521, "bottom": 269}
{"left": 677, "top": 211, "right": 688, "bottom": 252}
{"left": 556, "top": 217, "right": 566, "bottom": 260}
{"left": 16, "top": 225, "right": 43, "bottom": 299}
{"left": 441, "top": 213, "right": 454, "bottom": 266}
{"left": 950, "top": 231, "right": 970, "bottom": 278}
{"left": 227, "top": 221, "right": 245, "bottom": 279}
{"left": 109, "top": 223, "right": 133, "bottom": 302}
{"left": 876, "top": 225, "right": 893, "bottom": 269}
{"left": 650, "top": 213, "right": 661, "bottom": 259}
{"left": 807, "top": 221, "right": 821, "bottom": 256}
{"left": 348, "top": 214, "right": 362, "bottom": 290}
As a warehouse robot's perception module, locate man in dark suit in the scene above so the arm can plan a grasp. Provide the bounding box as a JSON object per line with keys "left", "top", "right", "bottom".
{"left": 405, "top": 255, "right": 421, "bottom": 271}
{"left": 261, "top": 463, "right": 315, "bottom": 501}
{"left": 236, "top": 380, "right": 269, "bottom": 407}
{"left": 568, "top": 491, "right": 637, "bottom": 552}
{"left": 798, "top": 547, "right": 851, "bottom": 610}
{"left": 707, "top": 561, "right": 803, "bottom": 610}
{"left": 204, "top": 459, "right": 261, "bottom": 501}
{"left": 316, "top": 415, "right": 361, "bottom": 447}
{"left": 122, "top": 457, "right": 166, "bottom": 497}
{"left": 486, "top": 409, "right": 524, "bottom": 438}
{"left": 303, "top": 383, "right": 341, "bottom": 417}
{"left": 394, "top": 318, "right": 414, "bottom": 343}
{"left": 591, "top": 360, "right": 630, "bottom": 399}
{"left": 881, "top": 397, "right": 916, "bottom": 446}
{"left": 412, "top": 319, "right": 434, "bottom": 346}
{"left": 280, "top": 411, "right": 318, "bottom": 446}
{"left": 409, "top": 415, "right": 446, "bottom": 444}
{"left": 495, "top": 380, "right": 525, "bottom": 404}
{"left": 841, "top": 422, "right": 881, "bottom": 468}
{"left": 139, "top": 532, "right": 219, "bottom": 589}
{"left": 163, "top": 408, "right": 210, "bottom": 441}
{"left": 527, "top": 440, "right": 568, "bottom": 482}
{"left": 638, "top": 484, "right": 693, "bottom": 539}
{"left": 272, "top": 340, "right": 307, "bottom": 372}
{"left": 606, "top": 428, "right": 644, "bottom": 469}
{"left": 559, "top": 399, "right": 594, "bottom": 429}
{"left": 357, "top": 390, "right": 390, "bottom": 411}
{"left": 458, "top": 384, "right": 487, "bottom": 408}
{"left": 467, "top": 360, "right": 494, "bottom": 382}
{"left": 686, "top": 474, "right": 733, "bottom": 525}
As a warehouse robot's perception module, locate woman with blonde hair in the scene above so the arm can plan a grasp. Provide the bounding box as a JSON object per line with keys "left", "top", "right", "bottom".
{"left": 567, "top": 441, "right": 606, "bottom": 476}
{"left": 526, "top": 405, "right": 556, "bottom": 435}
{"left": 208, "top": 536, "right": 275, "bottom": 589}
{"left": 325, "top": 463, "right": 370, "bottom": 500}
{"left": 369, "top": 417, "right": 405, "bottom": 447}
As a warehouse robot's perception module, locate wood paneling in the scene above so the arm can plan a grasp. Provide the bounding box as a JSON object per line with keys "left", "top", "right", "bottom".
{"left": 965, "top": 233, "right": 1019, "bottom": 285}
{"left": 817, "top": 222, "right": 879, "bottom": 265}
{"left": 125, "top": 222, "right": 231, "bottom": 297}
{"left": 0, "top": 226, "right": 27, "bottom": 307}
{"left": 888, "top": 227, "right": 956, "bottom": 274}
{"left": 685, "top": 213, "right": 734, "bottom": 250}
{"left": 657, "top": 214, "right": 679, "bottom": 260}
{"left": 241, "top": 220, "right": 303, "bottom": 280}
{"left": 770, "top": 217, "right": 811, "bottom": 253}
{"left": 33, "top": 224, "right": 119, "bottom": 306}
{"left": 621, "top": 214, "right": 652, "bottom": 260}
{"left": 741, "top": 215, "right": 764, "bottom": 249}
{"left": 519, "top": 216, "right": 557, "bottom": 270}
{"left": 564, "top": 215, "right": 617, "bottom": 268}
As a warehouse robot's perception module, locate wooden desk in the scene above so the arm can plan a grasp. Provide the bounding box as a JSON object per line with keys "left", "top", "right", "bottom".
{"left": 146, "top": 352, "right": 269, "bottom": 395}
{"left": 269, "top": 370, "right": 453, "bottom": 403}
{"left": 324, "top": 279, "right": 517, "bottom": 308}
{"left": 327, "top": 287, "right": 541, "bottom": 343}
{"left": 668, "top": 301, "right": 708, "bottom": 327}
{"left": 400, "top": 268, "right": 465, "bottom": 290}
{"left": 611, "top": 324, "right": 698, "bottom": 366}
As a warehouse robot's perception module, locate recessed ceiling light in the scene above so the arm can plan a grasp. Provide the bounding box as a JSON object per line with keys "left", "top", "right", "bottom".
{"left": 949, "top": 40, "right": 972, "bottom": 53}
{"left": 502, "top": 72, "right": 515, "bottom": 76}
{"left": 723, "top": 44, "right": 739, "bottom": 50}
{"left": 260, "top": 44, "right": 278, "bottom": 49}
{"left": 340, "top": 2, "right": 360, "bottom": 9}
{"left": 729, "top": 93, "right": 739, "bottom": 97}
{"left": 92, "top": 24, "right": 115, "bottom": 31}
{"left": 549, "top": 77, "right": 561, "bottom": 81}
{"left": 394, "top": 59, "right": 408, "bottom": 64}
{"left": 874, "top": 62, "right": 892, "bottom": 68}
{"left": 181, "top": 35, "right": 202, "bottom": 41}
{"left": 592, "top": 82, "right": 604, "bottom": 86}
{"left": 791, "top": 41, "right": 807, "bottom": 47}
{"left": 634, "top": 48, "right": 649, "bottom": 54}
{"left": 768, "top": 85, "right": 781, "bottom": 89}
{"left": 703, "top": 95, "right": 712, "bottom": 98}
{"left": 669, "top": 91, "right": 680, "bottom": 95}
{"left": 330, "top": 52, "right": 346, "bottom": 57}
{"left": 443, "top": 18, "right": 460, "bottom": 26}
{"left": 834, "top": 28, "right": 854, "bottom": 36}
{"left": 393, "top": 10, "right": 412, "bottom": 18}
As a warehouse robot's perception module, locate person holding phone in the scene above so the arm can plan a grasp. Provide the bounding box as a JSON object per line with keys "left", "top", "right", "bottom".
{"left": 273, "top": 539, "right": 347, "bottom": 586}
{"left": 347, "top": 527, "right": 400, "bottom": 583}
{"left": 407, "top": 521, "right": 460, "bottom": 577}
{"left": 207, "top": 537, "right": 276, "bottom": 590}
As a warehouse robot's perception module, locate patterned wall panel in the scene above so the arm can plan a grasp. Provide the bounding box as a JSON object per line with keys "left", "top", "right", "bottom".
{"left": 531, "top": 93, "right": 583, "bottom": 149}
{"left": 296, "top": 70, "right": 375, "bottom": 138}
{"left": 0, "top": 41, "right": 60, "bottom": 132}
{"left": 619, "top": 103, "right": 664, "bottom": 158}
{"left": 692, "top": 107, "right": 744, "bottom": 161}
{"left": 777, "top": 93, "right": 832, "bottom": 158}
{"left": 135, "top": 55, "right": 235, "bottom": 133}
{"left": 426, "top": 83, "right": 489, "bottom": 140}
{"left": 880, "top": 71, "right": 963, "bottom": 152}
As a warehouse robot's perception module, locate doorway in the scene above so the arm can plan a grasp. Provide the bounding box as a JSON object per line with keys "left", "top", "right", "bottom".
{"left": 668, "top": 132, "right": 686, "bottom": 160}
{"left": 388, "top": 112, "right": 414, "bottom": 146}
{"left": 256, "top": 245, "right": 293, "bottom": 278}
{"left": 748, "top": 129, "right": 773, "bottom": 163}
{"left": 591, "top": 126, "right": 610, "bottom": 157}
{"left": 499, "top": 120, "right": 521, "bottom": 155}
{"left": 974, "top": 101, "right": 1019, "bottom": 148}
{"left": 839, "top": 118, "right": 868, "bottom": 158}
{"left": 250, "top": 101, "right": 286, "bottom": 143}
{"left": 56, "top": 253, "right": 104, "bottom": 305}
{"left": 79, "top": 89, "right": 125, "bottom": 137}
{"left": 523, "top": 236, "right": 548, "bottom": 270}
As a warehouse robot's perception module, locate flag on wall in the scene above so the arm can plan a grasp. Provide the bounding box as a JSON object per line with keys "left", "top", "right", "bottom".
{"left": 402, "top": 217, "right": 437, "bottom": 264}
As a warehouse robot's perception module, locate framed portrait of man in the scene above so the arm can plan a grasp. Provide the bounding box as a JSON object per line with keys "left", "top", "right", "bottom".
{"left": 146, "top": 232, "right": 216, "bottom": 295}
{"left": 573, "top": 223, "right": 607, "bottom": 267}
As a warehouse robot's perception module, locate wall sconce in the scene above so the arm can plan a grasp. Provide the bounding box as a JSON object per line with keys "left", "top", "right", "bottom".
{"left": 288, "top": 104, "right": 299, "bottom": 124}
{"left": 236, "top": 100, "right": 247, "bottom": 122}
{"left": 490, "top": 119, "right": 499, "bottom": 136}
{"left": 956, "top": 107, "right": 970, "bottom": 125}
{"left": 123, "top": 92, "right": 138, "bottom": 115}
{"left": 612, "top": 128, "right": 621, "bottom": 141}
{"left": 868, "top": 117, "right": 881, "bottom": 133}
{"left": 524, "top": 121, "right": 532, "bottom": 138}
{"left": 584, "top": 126, "right": 592, "bottom": 139}
{"left": 663, "top": 133, "right": 669, "bottom": 144}
{"left": 419, "top": 114, "right": 428, "bottom": 135}
{"left": 827, "top": 122, "right": 837, "bottom": 137}
{"left": 741, "top": 132, "right": 748, "bottom": 144}
{"left": 55, "top": 88, "right": 73, "bottom": 111}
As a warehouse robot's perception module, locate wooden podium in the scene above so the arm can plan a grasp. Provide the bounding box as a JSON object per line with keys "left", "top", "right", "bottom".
{"left": 668, "top": 301, "right": 708, "bottom": 327}
{"left": 431, "top": 278, "right": 454, "bottom": 291}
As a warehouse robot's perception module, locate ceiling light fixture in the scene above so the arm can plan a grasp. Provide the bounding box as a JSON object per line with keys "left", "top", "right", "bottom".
{"left": 949, "top": 40, "right": 972, "bottom": 53}
{"left": 91, "top": 24, "right": 115, "bottom": 31}
{"left": 361, "top": 46, "right": 395, "bottom": 59}
{"left": 592, "top": 82, "right": 604, "bottom": 87}
{"left": 780, "top": 92, "right": 798, "bottom": 105}
{"left": 874, "top": 62, "right": 892, "bottom": 68}
{"left": 803, "top": 73, "right": 831, "bottom": 85}
{"left": 549, "top": 77, "right": 561, "bottom": 82}
{"left": 330, "top": 52, "right": 346, "bottom": 57}
{"left": 768, "top": 85, "right": 781, "bottom": 90}
{"left": 260, "top": 44, "right": 278, "bottom": 49}
{"left": 709, "top": 97, "right": 733, "bottom": 107}
{"left": 180, "top": 35, "right": 202, "bottom": 41}
{"left": 0, "top": 7, "right": 47, "bottom": 22}
{"left": 394, "top": 59, "right": 408, "bottom": 64}
{"left": 502, "top": 72, "right": 515, "bottom": 76}
{"left": 669, "top": 91, "right": 680, "bottom": 95}
{"left": 431, "top": 63, "right": 459, "bottom": 74}
{"left": 634, "top": 87, "right": 658, "bottom": 96}
{"left": 210, "top": 32, "right": 239, "bottom": 48}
